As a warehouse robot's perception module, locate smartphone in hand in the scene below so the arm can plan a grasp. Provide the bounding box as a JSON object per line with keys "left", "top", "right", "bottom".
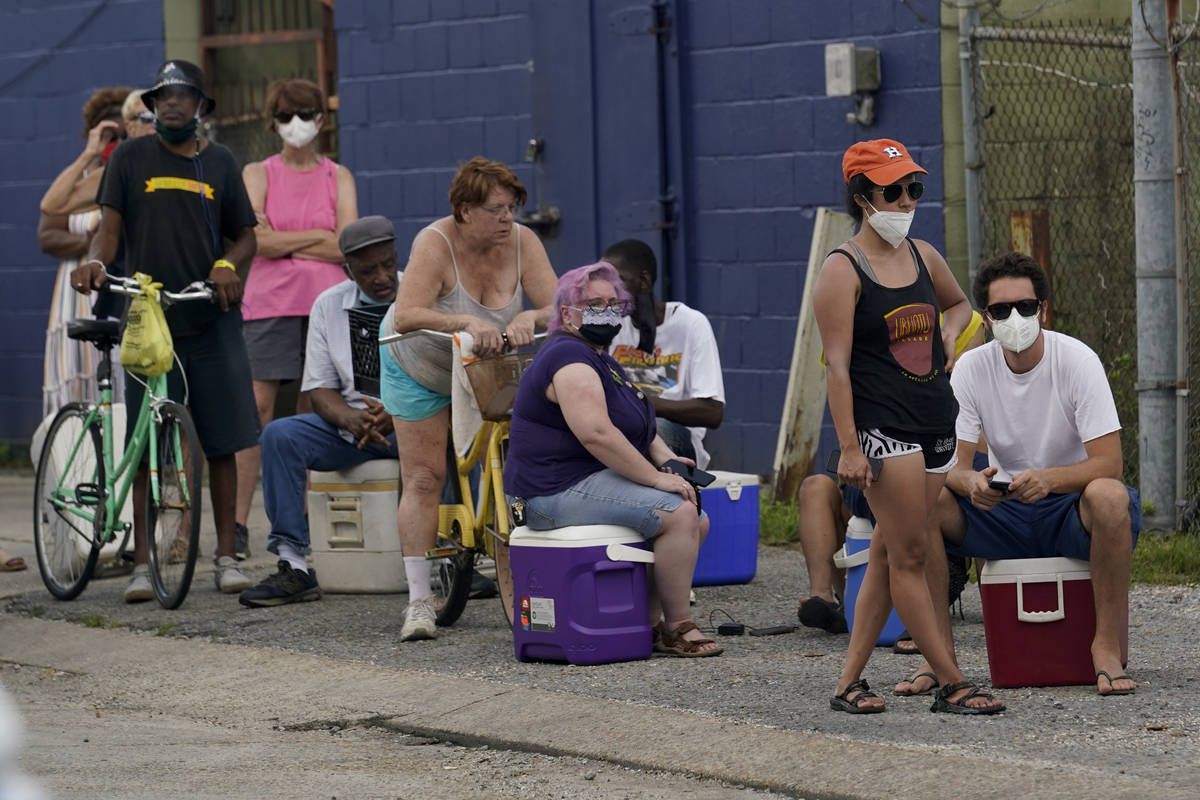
{"left": 988, "top": 480, "right": 1011, "bottom": 494}
{"left": 661, "top": 458, "right": 717, "bottom": 487}
{"left": 826, "top": 449, "right": 882, "bottom": 481}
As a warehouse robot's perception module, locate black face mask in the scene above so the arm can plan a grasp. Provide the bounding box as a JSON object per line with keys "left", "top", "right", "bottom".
{"left": 575, "top": 306, "right": 623, "bottom": 347}
{"left": 156, "top": 116, "right": 198, "bottom": 144}
{"left": 630, "top": 290, "right": 657, "bottom": 352}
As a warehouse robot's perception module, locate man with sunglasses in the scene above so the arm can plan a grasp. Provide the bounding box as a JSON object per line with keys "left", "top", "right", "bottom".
{"left": 73, "top": 59, "right": 260, "bottom": 602}
{"left": 902, "top": 251, "right": 1142, "bottom": 697}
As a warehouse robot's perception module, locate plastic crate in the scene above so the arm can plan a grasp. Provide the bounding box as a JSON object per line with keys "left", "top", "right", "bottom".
{"left": 348, "top": 304, "right": 389, "bottom": 398}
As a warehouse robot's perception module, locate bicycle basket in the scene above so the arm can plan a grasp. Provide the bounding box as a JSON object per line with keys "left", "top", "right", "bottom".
{"left": 348, "top": 304, "right": 390, "bottom": 399}
{"left": 465, "top": 351, "right": 536, "bottom": 421}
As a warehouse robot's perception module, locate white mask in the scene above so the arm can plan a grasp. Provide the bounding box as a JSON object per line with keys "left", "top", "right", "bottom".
{"left": 277, "top": 116, "right": 320, "bottom": 149}
{"left": 865, "top": 200, "right": 914, "bottom": 248}
{"left": 990, "top": 310, "right": 1041, "bottom": 353}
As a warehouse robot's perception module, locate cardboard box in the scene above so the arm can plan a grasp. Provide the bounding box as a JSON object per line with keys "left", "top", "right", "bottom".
{"left": 693, "top": 471, "right": 759, "bottom": 586}
{"left": 980, "top": 557, "right": 1127, "bottom": 688}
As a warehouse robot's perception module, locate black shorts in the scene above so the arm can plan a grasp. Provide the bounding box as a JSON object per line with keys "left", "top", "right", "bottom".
{"left": 857, "top": 425, "right": 957, "bottom": 473}
{"left": 125, "top": 310, "right": 260, "bottom": 458}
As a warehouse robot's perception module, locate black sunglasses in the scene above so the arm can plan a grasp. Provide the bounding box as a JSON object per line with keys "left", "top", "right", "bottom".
{"left": 986, "top": 299, "right": 1040, "bottom": 320}
{"left": 873, "top": 181, "right": 924, "bottom": 203}
{"left": 273, "top": 108, "right": 320, "bottom": 124}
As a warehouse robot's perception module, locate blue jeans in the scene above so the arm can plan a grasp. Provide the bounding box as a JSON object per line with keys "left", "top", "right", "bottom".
{"left": 260, "top": 413, "right": 397, "bottom": 555}
{"left": 656, "top": 418, "right": 695, "bottom": 462}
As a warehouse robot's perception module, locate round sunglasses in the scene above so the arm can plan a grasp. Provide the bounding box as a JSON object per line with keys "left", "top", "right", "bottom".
{"left": 273, "top": 108, "right": 320, "bottom": 124}
{"left": 985, "top": 299, "right": 1040, "bottom": 320}
{"left": 872, "top": 181, "right": 925, "bottom": 204}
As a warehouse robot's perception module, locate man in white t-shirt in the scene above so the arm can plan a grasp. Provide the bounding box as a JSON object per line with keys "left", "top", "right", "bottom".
{"left": 602, "top": 239, "right": 724, "bottom": 469}
{"left": 897, "top": 252, "right": 1141, "bottom": 698}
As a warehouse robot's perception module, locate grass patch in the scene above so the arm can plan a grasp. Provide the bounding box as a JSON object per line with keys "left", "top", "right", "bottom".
{"left": 759, "top": 496, "right": 798, "bottom": 546}
{"left": 154, "top": 622, "right": 176, "bottom": 637}
{"left": 76, "top": 613, "right": 122, "bottom": 629}
{"left": 1131, "top": 532, "right": 1200, "bottom": 585}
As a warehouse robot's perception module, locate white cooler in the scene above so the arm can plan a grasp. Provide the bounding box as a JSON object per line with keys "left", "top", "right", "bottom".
{"left": 308, "top": 459, "right": 405, "bottom": 593}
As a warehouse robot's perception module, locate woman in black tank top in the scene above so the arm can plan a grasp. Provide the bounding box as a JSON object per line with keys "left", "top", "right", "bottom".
{"left": 813, "top": 139, "right": 1005, "bottom": 715}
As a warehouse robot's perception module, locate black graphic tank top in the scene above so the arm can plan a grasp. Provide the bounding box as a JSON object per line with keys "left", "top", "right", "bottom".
{"left": 833, "top": 240, "right": 958, "bottom": 434}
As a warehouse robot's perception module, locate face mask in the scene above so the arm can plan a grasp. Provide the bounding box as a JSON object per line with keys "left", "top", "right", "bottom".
{"left": 990, "top": 310, "right": 1041, "bottom": 353}
{"left": 358, "top": 288, "right": 378, "bottom": 305}
{"left": 575, "top": 306, "right": 624, "bottom": 347}
{"left": 277, "top": 117, "right": 320, "bottom": 149}
{"left": 155, "top": 116, "right": 198, "bottom": 144}
{"left": 865, "top": 200, "right": 914, "bottom": 249}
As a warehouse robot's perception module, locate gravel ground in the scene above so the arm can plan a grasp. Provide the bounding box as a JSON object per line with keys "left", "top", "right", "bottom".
{"left": 7, "top": 542, "right": 1198, "bottom": 794}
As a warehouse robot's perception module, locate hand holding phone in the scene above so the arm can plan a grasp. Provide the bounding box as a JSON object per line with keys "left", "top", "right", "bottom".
{"left": 987, "top": 480, "right": 1011, "bottom": 494}
{"left": 826, "top": 449, "right": 882, "bottom": 482}
{"left": 661, "top": 458, "right": 716, "bottom": 487}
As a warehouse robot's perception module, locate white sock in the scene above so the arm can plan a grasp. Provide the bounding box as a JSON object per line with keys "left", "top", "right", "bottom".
{"left": 404, "top": 556, "right": 432, "bottom": 601}
{"left": 276, "top": 543, "right": 309, "bottom": 574}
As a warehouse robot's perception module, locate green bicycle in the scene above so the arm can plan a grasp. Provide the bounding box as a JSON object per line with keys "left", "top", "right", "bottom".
{"left": 34, "top": 272, "right": 211, "bottom": 609}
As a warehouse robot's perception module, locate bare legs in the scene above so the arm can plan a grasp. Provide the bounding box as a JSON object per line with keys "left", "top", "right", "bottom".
{"left": 797, "top": 474, "right": 850, "bottom": 608}
{"left": 650, "top": 502, "right": 718, "bottom": 652}
{"left": 1078, "top": 479, "right": 1136, "bottom": 694}
{"left": 392, "top": 408, "right": 450, "bottom": 566}
{"left": 834, "top": 454, "right": 1002, "bottom": 711}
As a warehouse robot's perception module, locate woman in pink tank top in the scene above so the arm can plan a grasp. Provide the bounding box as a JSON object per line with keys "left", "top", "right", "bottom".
{"left": 234, "top": 79, "right": 359, "bottom": 555}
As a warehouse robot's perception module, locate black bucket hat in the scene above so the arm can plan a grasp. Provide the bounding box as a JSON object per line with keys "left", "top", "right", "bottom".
{"left": 142, "top": 60, "right": 215, "bottom": 116}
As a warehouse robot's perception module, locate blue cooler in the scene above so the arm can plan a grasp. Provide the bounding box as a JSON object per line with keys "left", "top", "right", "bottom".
{"left": 692, "top": 471, "right": 760, "bottom": 586}
{"left": 510, "top": 525, "right": 654, "bottom": 666}
{"left": 833, "top": 516, "right": 905, "bottom": 646}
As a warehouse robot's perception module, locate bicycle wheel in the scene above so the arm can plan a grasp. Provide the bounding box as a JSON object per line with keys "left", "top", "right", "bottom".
{"left": 432, "top": 439, "right": 473, "bottom": 626}
{"left": 144, "top": 401, "right": 201, "bottom": 609}
{"left": 33, "top": 403, "right": 104, "bottom": 600}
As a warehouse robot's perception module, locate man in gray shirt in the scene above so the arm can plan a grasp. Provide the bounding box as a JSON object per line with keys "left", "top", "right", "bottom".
{"left": 240, "top": 216, "right": 401, "bottom": 607}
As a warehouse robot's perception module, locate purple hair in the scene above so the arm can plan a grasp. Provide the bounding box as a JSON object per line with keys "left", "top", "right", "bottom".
{"left": 548, "top": 260, "right": 634, "bottom": 333}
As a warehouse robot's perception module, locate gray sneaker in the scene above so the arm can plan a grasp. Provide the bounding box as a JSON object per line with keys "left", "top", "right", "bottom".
{"left": 213, "top": 555, "right": 253, "bottom": 593}
{"left": 399, "top": 596, "right": 438, "bottom": 642}
{"left": 124, "top": 564, "right": 154, "bottom": 603}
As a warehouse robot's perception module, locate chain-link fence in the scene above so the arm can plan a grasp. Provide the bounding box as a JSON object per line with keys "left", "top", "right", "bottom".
{"left": 969, "top": 19, "right": 1141, "bottom": 490}
{"left": 1176, "top": 28, "right": 1200, "bottom": 531}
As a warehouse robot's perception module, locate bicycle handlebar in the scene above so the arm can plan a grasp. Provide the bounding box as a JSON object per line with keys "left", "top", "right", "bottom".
{"left": 100, "top": 271, "right": 215, "bottom": 306}
{"left": 378, "top": 329, "right": 549, "bottom": 346}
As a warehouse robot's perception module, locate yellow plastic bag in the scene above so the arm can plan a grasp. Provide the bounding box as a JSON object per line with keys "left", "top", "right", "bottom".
{"left": 119, "top": 272, "right": 174, "bottom": 376}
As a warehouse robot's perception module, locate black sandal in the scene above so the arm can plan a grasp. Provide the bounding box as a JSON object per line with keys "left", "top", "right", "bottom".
{"left": 929, "top": 681, "right": 1006, "bottom": 715}
{"left": 830, "top": 679, "right": 885, "bottom": 714}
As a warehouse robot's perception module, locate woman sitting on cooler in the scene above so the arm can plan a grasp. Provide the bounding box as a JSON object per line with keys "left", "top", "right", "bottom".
{"left": 503, "top": 261, "right": 722, "bottom": 657}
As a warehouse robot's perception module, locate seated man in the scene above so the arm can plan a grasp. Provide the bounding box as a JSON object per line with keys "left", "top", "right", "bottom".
{"left": 797, "top": 311, "right": 986, "bottom": 636}
{"left": 604, "top": 239, "right": 724, "bottom": 468}
{"left": 898, "top": 251, "right": 1141, "bottom": 696}
{"left": 239, "top": 216, "right": 401, "bottom": 607}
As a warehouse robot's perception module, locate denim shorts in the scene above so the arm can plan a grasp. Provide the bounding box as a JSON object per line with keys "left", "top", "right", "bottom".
{"left": 947, "top": 486, "right": 1142, "bottom": 561}
{"left": 513, "top": 468, "right": 705, "bottom": 540}
{"left": 379, "top": 345, "right": 451, "bottom": 421}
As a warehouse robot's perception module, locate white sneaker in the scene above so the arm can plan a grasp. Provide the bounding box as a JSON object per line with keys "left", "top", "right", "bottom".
{"left": 213, "top": 555, "right": 253, "bottom": 594}
{"left": 399, "top": 596, "right": 438, "bottom": 642}
{"left": 124, "top": 564, "right": 154, "bottom": 603}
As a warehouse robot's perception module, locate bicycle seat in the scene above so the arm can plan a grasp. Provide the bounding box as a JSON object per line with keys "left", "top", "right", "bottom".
{"left": 66, "top": 319, "right": 122, "bottom": 347}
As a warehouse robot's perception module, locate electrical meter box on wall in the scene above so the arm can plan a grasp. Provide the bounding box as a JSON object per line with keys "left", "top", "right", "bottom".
{"left": 824, "top": 43, "right": 880, "bottom": 97}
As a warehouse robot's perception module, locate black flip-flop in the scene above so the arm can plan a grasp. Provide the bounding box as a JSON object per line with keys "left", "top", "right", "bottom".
{"left": 1096, "top": 670, "right": 1136, "bottom": 696}
{"left": 892, "top": 633, "right": 920, "bottom": 655}
{"left": 799, "top": 596, "right": 848, "bottom": 634}
{"left": 830, "top": 679, "right": 885, "bottom": 714}
{"left": 894, "top": 671, "right": 939, "bottom": 696}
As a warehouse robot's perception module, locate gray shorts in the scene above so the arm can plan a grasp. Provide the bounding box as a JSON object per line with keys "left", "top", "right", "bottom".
{"left": 243, "top": 316, "right": 308, "bottom": 381}
{"left": 515, "top": 468, "right": 705, "bottom": 540}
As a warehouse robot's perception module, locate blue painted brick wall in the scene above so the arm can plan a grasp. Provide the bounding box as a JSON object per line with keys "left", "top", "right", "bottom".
{"left": 684, "top": 0, "right": 945, "bottom": 475}
{"left": 0, "top": 0, "right": 163, "bottom": 446}
{"left": 334, "top": 0, "right": 944, "bottom": 478}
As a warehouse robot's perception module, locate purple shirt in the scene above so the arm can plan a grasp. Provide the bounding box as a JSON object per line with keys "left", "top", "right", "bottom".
{"left": 504, "top": 333, "right": 656, "bottom": 497}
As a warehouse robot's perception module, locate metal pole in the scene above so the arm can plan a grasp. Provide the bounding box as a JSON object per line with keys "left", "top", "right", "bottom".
{"left": 960, "top": 0, "right": 983, "bottom": 286}
{"left": 1167, "top": 0, "right": 1190, "bottom": 529}
{"left": 1132, "top": 0, "right": 1178, "bottom": 529}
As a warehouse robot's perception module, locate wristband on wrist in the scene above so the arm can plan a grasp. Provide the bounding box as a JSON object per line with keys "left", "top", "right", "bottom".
{"left": 83, "top": 259, "right": 105, "bottom": 270}
{"left": 213, "top": 258, "right": 236, "bottom": 274}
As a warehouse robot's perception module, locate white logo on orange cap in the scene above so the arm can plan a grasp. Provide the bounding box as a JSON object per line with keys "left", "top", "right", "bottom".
{"left": 883, "top": 146, "right": 903, "bottom": 159}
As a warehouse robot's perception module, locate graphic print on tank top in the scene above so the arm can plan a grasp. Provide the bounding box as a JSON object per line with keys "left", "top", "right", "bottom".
{"left": 883, "top": 302, "right": 936, "bottom": 379}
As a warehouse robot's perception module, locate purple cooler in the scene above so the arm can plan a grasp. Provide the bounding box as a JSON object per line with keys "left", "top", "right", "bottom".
{"left": 510, "top": 524, "right": 654, "bottom": 666}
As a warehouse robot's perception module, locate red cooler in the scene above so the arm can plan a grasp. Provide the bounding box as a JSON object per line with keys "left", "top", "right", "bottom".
{"left": 980, "top": 557, "right": 1127, "bottom": 688}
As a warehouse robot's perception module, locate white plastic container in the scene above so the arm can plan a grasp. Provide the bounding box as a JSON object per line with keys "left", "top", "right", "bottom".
{"left": 833, "top": 515, "right": 905, "bottom": 646}
{"left": 308, "top": 459, "right": 405, "bottom": 593}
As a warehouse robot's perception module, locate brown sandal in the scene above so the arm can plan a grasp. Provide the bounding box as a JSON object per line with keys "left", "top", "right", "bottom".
{"left": 654, "top": 621, "right": 723, "bottom": 658}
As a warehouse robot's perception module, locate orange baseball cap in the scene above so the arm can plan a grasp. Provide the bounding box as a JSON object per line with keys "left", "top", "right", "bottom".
{"left": 842, "top": 139, "right": 928, "bottom": 185}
